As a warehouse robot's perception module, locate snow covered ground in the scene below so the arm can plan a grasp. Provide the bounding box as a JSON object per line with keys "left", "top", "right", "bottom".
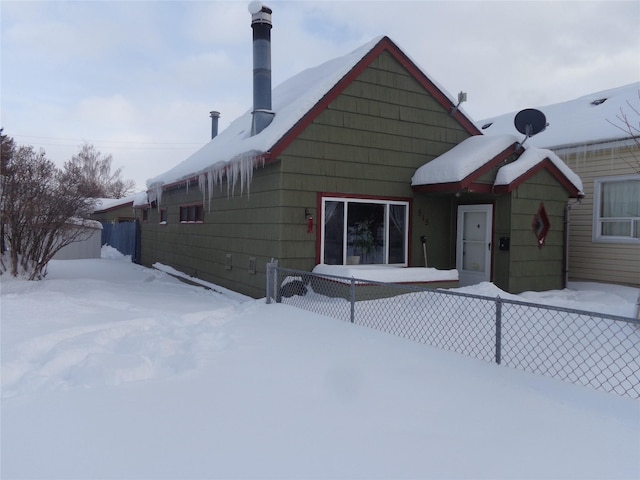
{"left": 2, "top": 248, "right": 639, "bottom": 479}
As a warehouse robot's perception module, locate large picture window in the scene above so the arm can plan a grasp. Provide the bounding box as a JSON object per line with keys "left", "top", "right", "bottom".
{"left": 593, "top": 175, "right": 640, "bottom": 243}
{"left": 321, "top": 196, "right": 409, "bottom": 266}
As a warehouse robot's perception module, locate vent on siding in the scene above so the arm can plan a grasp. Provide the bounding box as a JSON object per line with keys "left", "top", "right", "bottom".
{"left": 248, "top": 256, "right": 257, "bottom": 275}
{"left": 225, "top": 253, "right": 233, "bottom": 271}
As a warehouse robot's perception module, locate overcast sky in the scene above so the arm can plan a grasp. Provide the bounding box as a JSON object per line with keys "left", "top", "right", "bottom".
{"left": 2, "top": 0, "right": 639, "bottom": 191}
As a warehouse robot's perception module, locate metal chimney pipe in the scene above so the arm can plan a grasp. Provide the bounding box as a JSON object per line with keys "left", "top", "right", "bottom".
{"left": 249, "top": 2, "right": 274, "bottom": 136}
{"left": 209, "top": 110, "right": 220, "bottom": 139}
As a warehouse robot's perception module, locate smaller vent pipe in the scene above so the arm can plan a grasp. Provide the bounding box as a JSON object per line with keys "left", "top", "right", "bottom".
{"left": 210, "top": 111, "right": 220, "bottom": 139}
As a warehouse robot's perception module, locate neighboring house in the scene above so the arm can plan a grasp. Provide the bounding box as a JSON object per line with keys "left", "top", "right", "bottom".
{"left": 52, "top": 220, "right": 102, "bottom": 260}
{"left": 137, "top": 5, "right": 582, "bottom": 298}
{"left": 92, "top": 196, "right": 138, "bottom": 224}
{"left": 92, "top": 193, "right": 146, "bottom": 261}
{"left": 480, "top": 83, "right": 640, "bottom": 288}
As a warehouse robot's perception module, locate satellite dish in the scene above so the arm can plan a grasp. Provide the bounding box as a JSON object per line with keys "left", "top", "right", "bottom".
{"left": 514, "top": 108, "right": 547, "bottom": 137}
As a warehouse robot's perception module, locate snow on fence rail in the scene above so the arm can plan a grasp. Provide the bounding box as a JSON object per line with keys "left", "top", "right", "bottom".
{"left": 266, "top": 263, "right": 640, "bottom": 399}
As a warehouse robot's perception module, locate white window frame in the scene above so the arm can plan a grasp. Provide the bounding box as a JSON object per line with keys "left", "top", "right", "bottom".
{"left": 320, "top": 196, "right": 410, "bottom": 266}
{"left": 593, "top": 174, "right": 640, "bottom": 244}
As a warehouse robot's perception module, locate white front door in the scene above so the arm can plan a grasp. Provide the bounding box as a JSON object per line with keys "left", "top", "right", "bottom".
{"left": 456, "top": 204, "right": 493, "bottom": 287}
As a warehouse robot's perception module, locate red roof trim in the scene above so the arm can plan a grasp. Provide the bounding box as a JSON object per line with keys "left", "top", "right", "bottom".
{"left": 316, "top": 191, "right": 413, "bottom": 265}
{"left": 319, "top": 191, "right": 412, "bottom": 203}
{"left": 412, "top": 181, "right": 464, "bottom": 193}
{"left": 268, "top": 36, "right": 481, "bottom": 162}
{"left": 493, "top": 158, "right": 582, "bottom": 197}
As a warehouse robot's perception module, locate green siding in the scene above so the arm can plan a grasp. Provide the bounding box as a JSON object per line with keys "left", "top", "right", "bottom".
{"left": 138, "top": 45, "right": 482, "bottom": 297}
{"left": 492, "top": 195, "right": 512, "bottom": 292}
{"left": 276, "top": 52, "right": 472, "bottom": 274}
{"left": 140, "top": 165, "right": 284, "bottom": 298}
{"left": 504, "top": 169, "right": 570, "bottom": 293}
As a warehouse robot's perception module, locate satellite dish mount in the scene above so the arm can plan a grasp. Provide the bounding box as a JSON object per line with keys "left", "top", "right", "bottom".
{"left": 514, "top": 108, "right": 547, "bottom": 149}
{"left": 450, "top": 91, "right": 467, "bottom": 114}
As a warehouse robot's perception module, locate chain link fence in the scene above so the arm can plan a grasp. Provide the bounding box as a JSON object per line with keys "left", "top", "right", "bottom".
{"left": 266, "top": 263, "right": 640, "bottom": 398}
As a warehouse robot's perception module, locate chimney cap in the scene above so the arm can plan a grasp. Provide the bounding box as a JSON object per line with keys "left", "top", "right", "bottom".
{"left": 249, "top": 1, "right": 272, "bottom": 24}
{"left": 209, "top": 111, "right": 220, "bottom": 118}
{"left": 248, "top": 1, "right": 271, "bottom": 15}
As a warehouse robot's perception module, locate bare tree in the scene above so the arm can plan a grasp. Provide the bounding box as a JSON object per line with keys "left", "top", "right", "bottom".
{"left": 1, "top": 128, "right": 15, "bottom": 172}
{"left": 65, "top": 143, "right": 136, "bottom": 198}
{"left": 1, "top": 145, "right": 96, "bottom": 280}
{"left": 1, "top": 128, "right": 16, "bottom": 254}
{"left": 607, "top": 89, "right": 640, "bottom": 173}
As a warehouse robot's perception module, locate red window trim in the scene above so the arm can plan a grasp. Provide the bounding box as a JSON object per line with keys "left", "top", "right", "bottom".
{"left": 316, "top": 192, "right": 413, "bottom": 265}
{"left": 179, "top": 203, "right": 205, "bottom": 224}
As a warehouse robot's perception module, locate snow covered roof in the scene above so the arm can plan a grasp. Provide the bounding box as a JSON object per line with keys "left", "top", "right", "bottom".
{"left": 494, "top": 147, "right": 583, "bottom": 193}
{"left": 478, "top": 82, "right": 640, "bottom": 149}
{"left": 412, "top": 134, "right": 519, "bottom": 186}
{"left": 146, "top": 36, "right": 478, "bottom": 195}
{"left": 411, "top": 134, "right": 583, "bottom": 196}
{"left": 93, "top": 192, "right": 149, "bottom": 211}
{"left": 93, "top": 194, "right": 137, "bottom": 212}
{"left": 146, "top": 37, "right": 381, "bottom": 191}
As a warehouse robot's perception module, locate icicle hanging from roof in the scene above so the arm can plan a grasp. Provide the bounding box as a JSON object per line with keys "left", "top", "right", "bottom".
{"left": 198, "top": 173, "right": 207, "bottom": 209}
{"left": 191, "top": 152, "right": 263, "bottom": 211}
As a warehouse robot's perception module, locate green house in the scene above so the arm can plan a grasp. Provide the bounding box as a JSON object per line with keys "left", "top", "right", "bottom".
{"left": 137, "top": 22, "right": 582, "bottom": 298}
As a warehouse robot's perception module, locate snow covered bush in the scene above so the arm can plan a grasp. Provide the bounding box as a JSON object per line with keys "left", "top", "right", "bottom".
{"left": 0, "top": 144, "right": 96, "bottom": 280}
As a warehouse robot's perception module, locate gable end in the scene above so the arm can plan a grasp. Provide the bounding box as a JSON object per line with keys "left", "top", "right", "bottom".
{"left": 268, "top": 36, "right": 481, "bottom": 161}
{"left": 493, "top": 158, "right": 582, "bottom": 197}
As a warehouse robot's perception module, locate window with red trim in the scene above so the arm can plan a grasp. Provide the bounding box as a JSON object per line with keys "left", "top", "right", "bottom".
{"left": 179, "top": 204, "right": 204, "bottom": 223}
{"left": 321, "top": 196, "right": 408, "bottom": 265}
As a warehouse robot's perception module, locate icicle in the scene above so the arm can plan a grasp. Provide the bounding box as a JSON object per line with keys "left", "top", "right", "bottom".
{"left": 232, "top": 160, "right": 241, "bottom": 196}
{"left": 208, "top": 168, "right": 214, "bottom": 212}
{"left": 198, "top": 173, "right": 207, "bottom": 207}
{"left": 215, "top": 167, "right": 224, "bottom": 193}
{"left": 241, "top": 155, "right": 249, "bottom": 195}
{"left": 155, "top": 184, "right": 163, "bottom": 208}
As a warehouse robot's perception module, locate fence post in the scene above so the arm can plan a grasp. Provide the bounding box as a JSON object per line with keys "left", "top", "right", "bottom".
{"left": 495, "top": 296, "right": 502, "bottom": 365}
{"left": 350, "top": 277, "right": 356, "bottom": 323}
{"left": 266, "top": 262, "right": 271, "bottom": 304}
{"left": 265, "top": 260, "right": 278, "bottom": 304}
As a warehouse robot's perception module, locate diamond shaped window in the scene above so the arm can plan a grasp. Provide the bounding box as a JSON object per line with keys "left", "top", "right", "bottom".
{"left": 532, "top": 203, "right": 550, "bottom": 247}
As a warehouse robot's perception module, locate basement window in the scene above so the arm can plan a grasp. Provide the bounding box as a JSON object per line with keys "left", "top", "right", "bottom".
{"left": 179, "top": 204, "right": 204, "bottom": 223}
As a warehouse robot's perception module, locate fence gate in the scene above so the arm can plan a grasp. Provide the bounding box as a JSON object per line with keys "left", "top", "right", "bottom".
{"left": 101, "top": 220, "right": 141, "bottom": 263}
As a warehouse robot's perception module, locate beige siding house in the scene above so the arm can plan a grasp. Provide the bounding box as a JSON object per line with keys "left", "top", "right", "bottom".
{"left": 481, "top": 83, "right": 640, "bottom": 288}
